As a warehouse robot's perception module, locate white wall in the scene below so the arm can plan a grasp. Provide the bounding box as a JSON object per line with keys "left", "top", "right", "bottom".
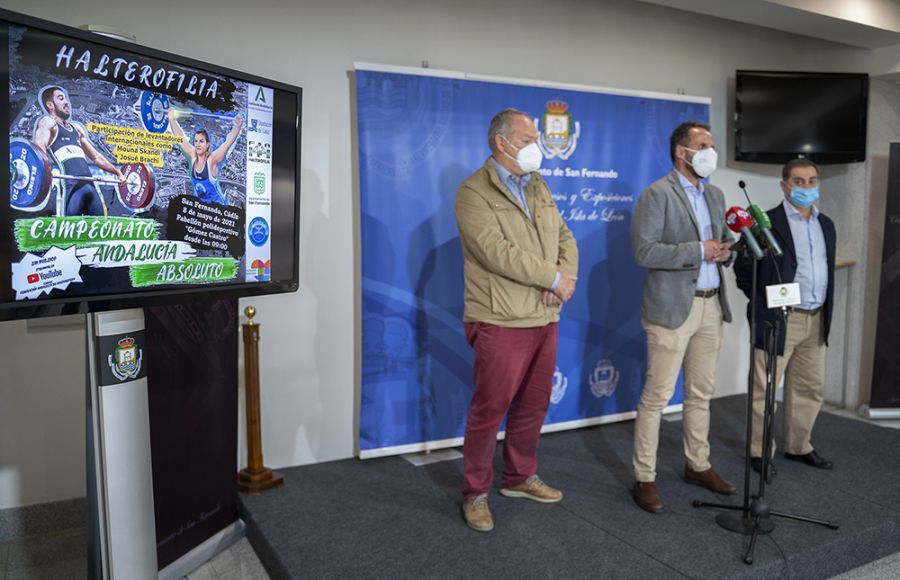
{"left": 0, "top": 0, "right": 874, "bottom": 509}
{"left": 817, "top": 79, "right": 900, "bottom": 409}
{"left": 0, "top": 318, "right": 86, "bottom": 509}
{"left": 772, "top": 0, "right": 900, "bottom": 32}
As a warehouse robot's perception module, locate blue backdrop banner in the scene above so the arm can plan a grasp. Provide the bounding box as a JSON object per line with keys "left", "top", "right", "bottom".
{"left": 356, "top": 65, "right": 709, "bottom": 457}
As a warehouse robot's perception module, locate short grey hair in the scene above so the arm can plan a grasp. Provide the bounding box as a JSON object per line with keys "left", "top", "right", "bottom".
{"left": 488, "top": 108, "right": 527, "bottom": 152}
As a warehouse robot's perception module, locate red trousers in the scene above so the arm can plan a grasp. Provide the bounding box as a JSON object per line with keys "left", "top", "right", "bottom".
{"left": 462, "top": 321, "right": 558, "bottom": 497}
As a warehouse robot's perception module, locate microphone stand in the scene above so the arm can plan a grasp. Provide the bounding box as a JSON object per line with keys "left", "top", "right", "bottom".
{"left": 692, "top": 245, "right": 838, "bottom": 565}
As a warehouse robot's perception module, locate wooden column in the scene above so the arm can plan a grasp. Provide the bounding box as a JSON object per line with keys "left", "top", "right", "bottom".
{"left": 238, "top": 306, "right": 284, "bottom": 495}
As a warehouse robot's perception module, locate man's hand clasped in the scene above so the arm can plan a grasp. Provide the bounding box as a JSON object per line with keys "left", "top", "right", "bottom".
{"left": 548, "top": 273, "right": 577, "bottom": 305}
{"left": 702, "top": 240, "right": 732, "bottom": 263}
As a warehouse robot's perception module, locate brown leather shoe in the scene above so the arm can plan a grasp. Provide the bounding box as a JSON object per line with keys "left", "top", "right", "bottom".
{"left": 462, "top": 494, "right": 493, "bottom": 532}
{"left": 684, "top": 465, "right": 737, "bottom": 495}
{"left": 499, "top": 474, "right": 562, "bottom": 503}
{"left": 632, "top": 481, "right": 664, "bottom": 513}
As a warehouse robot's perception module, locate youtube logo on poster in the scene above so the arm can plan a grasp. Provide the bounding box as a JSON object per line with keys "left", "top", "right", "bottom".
{"left": 27, "top": 273, "right": 39, "bottom": 284}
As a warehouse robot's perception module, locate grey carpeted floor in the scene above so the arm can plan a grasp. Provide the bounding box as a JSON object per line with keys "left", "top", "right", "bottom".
{"left": 240, "top": 395, "right": 900, "bottom": 580}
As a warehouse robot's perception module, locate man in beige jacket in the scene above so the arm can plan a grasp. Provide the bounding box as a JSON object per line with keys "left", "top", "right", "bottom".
{"left": 454, "top": 108, "right": 578, "bottom": 532}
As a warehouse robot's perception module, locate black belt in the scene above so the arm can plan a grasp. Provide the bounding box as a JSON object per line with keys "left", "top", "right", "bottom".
{"left": 694, "top": 288, "right": 719, "bottom": 298}
{"left": 786, "top": 306, "right": 822, "bottom": 315}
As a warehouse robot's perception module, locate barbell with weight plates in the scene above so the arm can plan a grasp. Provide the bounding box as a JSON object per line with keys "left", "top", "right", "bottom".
{"left": 9, "top": 138, "right": 157, "bottom": 213}
{"left": 135, "top": 90, "right": 239, "bottom": 134}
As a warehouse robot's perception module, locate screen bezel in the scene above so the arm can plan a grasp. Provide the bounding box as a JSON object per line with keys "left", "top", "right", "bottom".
{"left": 734, "top": 69, "right": 868, "bottom": 165}
{"left": 0, "top": 8, "right": 302, "bottom": 321}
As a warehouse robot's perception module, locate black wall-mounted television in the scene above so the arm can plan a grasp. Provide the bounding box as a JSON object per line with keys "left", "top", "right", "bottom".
{"left": 1, "top": 8, "right": 301, "bottom": 321}
{"left": 735, "top": 70, "right": 868, "bottom": 165}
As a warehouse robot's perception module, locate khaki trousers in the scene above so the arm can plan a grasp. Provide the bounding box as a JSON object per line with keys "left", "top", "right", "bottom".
{"left": 633, "top": 295, "right": 723, "bottom": 482}
{"left": 751, "top": 310, "right": 826, "bottom": 458}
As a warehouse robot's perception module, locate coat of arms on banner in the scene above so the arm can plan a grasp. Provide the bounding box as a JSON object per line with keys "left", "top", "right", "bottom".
{"left": 589, "top": 359, "right": 619, "bottom": 398}
{"left": 108, "top": 336, "right": 143, "bottom": 381}
{"left": 535, "top": 100, "right": 580, "bottom": 160}
{"left": 551, "top": 366, "right": 568, "bottom": 404}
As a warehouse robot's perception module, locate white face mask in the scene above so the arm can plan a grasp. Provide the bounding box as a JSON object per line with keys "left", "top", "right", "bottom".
{"left": 503, "top": 136, "right": 543, "bottom": 173}
{"left": 683, "top": 146, "right": 717, "bottom": 178}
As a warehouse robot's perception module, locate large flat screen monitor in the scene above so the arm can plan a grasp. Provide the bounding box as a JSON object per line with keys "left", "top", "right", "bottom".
{"left": 735, "top": 70, "right": 867, "bottom": 164}
{"left": 1, "top": 9, "right": 301, "bottom": 321}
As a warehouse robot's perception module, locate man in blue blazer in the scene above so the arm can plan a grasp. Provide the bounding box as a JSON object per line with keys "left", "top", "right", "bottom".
{"left": 734, "top": 159, "right": 837, "bottom": 481}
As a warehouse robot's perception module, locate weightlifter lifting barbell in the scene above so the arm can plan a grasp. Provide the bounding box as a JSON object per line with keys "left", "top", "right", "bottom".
{"left": 134, "top": 90, "right": 241, "bottom": 206}
{"left": 31, "top": 84, "right": 128, "bottom": 216}
{"left": 167, "top": 107, "right": 242, "bottom": 207}
{"left": 10, "top": 138, "right": 156, "bottom": 214}
{"left": 9, "top": 87, "right": 237, "bottom": 214}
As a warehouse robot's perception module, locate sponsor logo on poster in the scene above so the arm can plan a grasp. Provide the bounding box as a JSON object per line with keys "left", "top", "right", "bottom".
{"left": 250, "top": 258, "right": 270, "bottom": 282}
{"left": 248, "top": 140, "right": 271, "bottom": 162}
{"left": 248, "top": 217, "right": 269, "bottom": 247}
{"left": 249, "top": 85, "right": 273, "bottom": 113}
{"left": 253, "top": 172, "right": 266, "bottom": 195}
{"left": 248, "top": 118, "right": 272, "bottom": 136}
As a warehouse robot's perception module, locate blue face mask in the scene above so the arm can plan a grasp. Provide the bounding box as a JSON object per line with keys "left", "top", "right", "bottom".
{"left": 789, "top": 187, "right": 819, "bottom": 208}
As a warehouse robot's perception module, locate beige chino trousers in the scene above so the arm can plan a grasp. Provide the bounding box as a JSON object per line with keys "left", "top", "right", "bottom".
{"left": 751, "top": 310, "right": 826, "bottom": 458}
{"left": 633, "top": 295, "right": 723, "bottom": 482}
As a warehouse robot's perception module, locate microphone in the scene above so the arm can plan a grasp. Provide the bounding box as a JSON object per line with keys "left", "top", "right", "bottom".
{"left": 725, "top": 206, "right": 764, "bottom": 260}
{"left": 738, "top": 181, "right": 783, "bottom": 257}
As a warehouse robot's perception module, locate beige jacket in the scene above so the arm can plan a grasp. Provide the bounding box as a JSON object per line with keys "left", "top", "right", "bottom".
{"left": 455, "top": 159, "right": 578, "bottom": 328}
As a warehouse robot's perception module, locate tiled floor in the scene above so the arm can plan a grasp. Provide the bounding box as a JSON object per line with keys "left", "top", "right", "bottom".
{"left": 184, "top": 538, "right": 269, "bottom": 580}
{"left": 0, "top": 527, "right": 86, "bottom": 580}
{"left": 0, "top": 531, "right": 267, "bottom": 580}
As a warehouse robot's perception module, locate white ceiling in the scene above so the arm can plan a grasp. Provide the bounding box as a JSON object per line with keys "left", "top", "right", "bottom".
{"left": 637, "top": 0, "right": 900, "bottom": 49}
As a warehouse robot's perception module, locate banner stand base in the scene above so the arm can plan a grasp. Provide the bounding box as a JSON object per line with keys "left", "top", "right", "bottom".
{"left": 158, "top": 519, "right": 246, "bottom": 580}
{"left": 859, "top": 405, "right": 900, "bottom": 420}
{"left": 86, "top": 308, "right": 157, "bottom": 579}
{"left": 401, "top": 448, "right": 463, "bottom": 467}
{"left": 238, "top": 468, "right": 284, "bottom": 495}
